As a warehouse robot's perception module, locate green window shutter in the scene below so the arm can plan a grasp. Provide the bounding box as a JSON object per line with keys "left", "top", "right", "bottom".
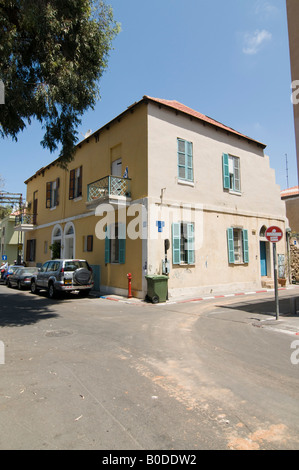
{"left": 105, "top": 226, "right": 110, "bottom": 264}
{"left": 178, "top": 139, "right": 193, "bottom": 182}
{"left": 118, "top": 223, "right": 126, "bottom": 264}
{"left": 242, "top": 229, "right": 249, "bottom": 263}
{"left": 187, "top": 223, "right": 195, "bottom": 264}
{"left": 172, "top": 223, "right": 181, "bottom": 265}
{"left": 186, "top": 141, "right": 193, "bottom": 181}
{"left": 227, "top": 228, "right": 235, "bottom": 264}
{"left": 223, "top": 153, "right": 230, "bottom": 189}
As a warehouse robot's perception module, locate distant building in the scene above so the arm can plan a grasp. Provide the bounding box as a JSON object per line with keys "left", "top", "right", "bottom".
{"left": 286, "top": 0, "right": 299, "bottom": 184}
{"left": 0, "top": 213, "right": 20, "bottom": 264}
{"left": 281, "top": 185, "right": 299, "bottom": 234}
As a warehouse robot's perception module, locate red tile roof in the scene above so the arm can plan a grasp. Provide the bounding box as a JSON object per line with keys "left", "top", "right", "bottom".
{"left": 281, "top": 185, "right": 299, "bottom": 198}
{"left": 144, "top": 95, "right": 266, "bottom": 148}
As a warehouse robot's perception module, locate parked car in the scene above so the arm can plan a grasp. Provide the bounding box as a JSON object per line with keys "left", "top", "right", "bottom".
{"left": 30, "top": 259, "right": 94, "bottom": 299}
{"left": 7, "top": 266, "right": 39, "bottom": 289}
{"left": 4, "top": 265, "right": 23, "bottom": 285}
{"left": 0, "top": 263, "right": 8, "bottom": 282}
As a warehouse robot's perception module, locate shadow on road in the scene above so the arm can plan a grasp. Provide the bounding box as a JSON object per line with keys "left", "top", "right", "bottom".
{"left": 218, "top": 295, "right": 299, "bottom": 318}
{"left": 0, "top": 291, "right": 59, "bottom": 327}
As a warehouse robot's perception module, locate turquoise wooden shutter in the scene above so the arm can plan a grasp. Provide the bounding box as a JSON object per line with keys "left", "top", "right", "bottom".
{"left": 105, "top": 225, "right": 110, "bottom": 264}
{"left": 172, "top": 223, "right": 181, "bottom": 265}
{"left": 187, "top": 223, "right": 195, "bottom": 264}
{"left": 227, "top": 228, "right": 235, "bottom": 264}
{"left": 223, "top": 153, "right": 230, "bottom": 189}
{"left": 186, "top": 141, "right": 193, "bottom": 182}
{"left": 118, "top": 223, "right": 126, "bottom": 264}
{"left": 242, "top": 229, "right": 249, "bottom": 263}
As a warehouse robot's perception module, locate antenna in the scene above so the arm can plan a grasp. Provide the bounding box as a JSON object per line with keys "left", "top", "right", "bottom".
{"left": 285, "top": 153, "right": 289, "bottom": 188}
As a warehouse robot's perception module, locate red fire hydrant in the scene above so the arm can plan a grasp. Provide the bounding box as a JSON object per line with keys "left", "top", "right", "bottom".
{"left": 127, "top": 273, "right": 132, "bottom": 298}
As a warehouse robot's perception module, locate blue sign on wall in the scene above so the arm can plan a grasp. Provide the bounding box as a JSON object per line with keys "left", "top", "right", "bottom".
{"left": 2, "top": 255, "right": 7, "bottom": 261}
{"left": 156, "top": 221, "right": 165, "bottom": 233}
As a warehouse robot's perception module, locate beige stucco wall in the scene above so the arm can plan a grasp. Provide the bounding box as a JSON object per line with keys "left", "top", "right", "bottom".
{"left": 284, "top": 196, "right": 299, "bottom": 233}
{"left": 146, "top": 102, "right": 288, "bottom": 296}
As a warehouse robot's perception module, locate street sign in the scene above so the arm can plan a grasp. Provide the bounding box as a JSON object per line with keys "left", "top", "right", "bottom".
{"left": 265, "top": 226, "right": 283, "bottom": 321}
{"left": 2, "top": 255, "right": 7, "bottom": 261}
{"left": 265, "top": 226, "right": 283, "bottom": 243}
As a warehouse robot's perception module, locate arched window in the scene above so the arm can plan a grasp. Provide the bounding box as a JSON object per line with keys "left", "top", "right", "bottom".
{"left": 51, "top": 225, "right": 62, "bottom": 258}
{"left": 259, "top": 226, "right": 267, "bottom": 238}
{"left": 64, "top": 222, "right": 75, "bottom": 259}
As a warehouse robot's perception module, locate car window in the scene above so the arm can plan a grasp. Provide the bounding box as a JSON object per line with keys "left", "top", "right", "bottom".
{"left": 23, "top": 268, "right": 38, "bottom": 274}
{"left": 41, "top": 262, "right": 50, "bottom": 272}
{"left": 64, "top": 261, "right": 89, "bottom": 271}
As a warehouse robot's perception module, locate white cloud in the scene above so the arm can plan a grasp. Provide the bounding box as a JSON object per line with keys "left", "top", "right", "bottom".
{"left": 242, "top": 29, "right": 272, "bottom": 55}
{"left": 254, "top": 1, "right": 279, "bottom": 18}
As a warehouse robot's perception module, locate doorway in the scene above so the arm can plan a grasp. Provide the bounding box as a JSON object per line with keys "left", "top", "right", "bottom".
{"left": 260, "top": 241, "right": 267, "bottom": 276}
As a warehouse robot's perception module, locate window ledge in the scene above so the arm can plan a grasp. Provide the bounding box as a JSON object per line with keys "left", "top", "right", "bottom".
{"left": 229, "top": 190, "right": 242, "bottom": 196}
{"left": 178, "top": 179, "right": 194, "bottom": 187}
{"left": 73, "top": 196, "right": 83, "bottom": 202}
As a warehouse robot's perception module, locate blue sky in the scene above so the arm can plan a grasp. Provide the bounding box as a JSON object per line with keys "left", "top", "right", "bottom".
{"left": 0, "top": 0, "right": 297, "bottom": 200}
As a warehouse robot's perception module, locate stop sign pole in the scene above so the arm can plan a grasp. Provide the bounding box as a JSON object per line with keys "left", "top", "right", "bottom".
{"left": 265, "top": 226, "right": 283, "bottom": 320}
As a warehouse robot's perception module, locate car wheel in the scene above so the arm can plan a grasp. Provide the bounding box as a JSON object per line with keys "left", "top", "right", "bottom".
{"left": 48, "top": 283, "right": 56, "bottom": 299}
{"left": 31, "top": 280, "right": 39, "bottom": 295}
{"left": 7, "top": 280, "right": 12, "bottom": 288}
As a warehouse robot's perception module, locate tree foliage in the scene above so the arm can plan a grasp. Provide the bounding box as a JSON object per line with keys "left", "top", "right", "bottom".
{"left": 0, "top": 0, "right": 120, "bottom": 166}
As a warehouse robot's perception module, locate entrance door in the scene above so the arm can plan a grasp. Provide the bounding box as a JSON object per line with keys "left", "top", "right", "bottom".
{"left": 260, "top": 241, "right": 267, "bottom": 276}
{"left": 111, "top": 158, "right": 122, "bottom": 177}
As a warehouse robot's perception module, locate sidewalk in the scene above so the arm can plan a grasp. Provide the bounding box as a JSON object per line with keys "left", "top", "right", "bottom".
{"left": 92, "top": 285, "right": 299, "bottom": 336}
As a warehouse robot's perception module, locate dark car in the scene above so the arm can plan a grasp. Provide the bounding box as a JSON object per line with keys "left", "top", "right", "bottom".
{"left": 30, "top": 259, "right": 94, "bottom": 299}
{"left": 4, "top": 265, "right": 23, "bottom": 285}
{"left": 7, "top": 266, "right": 39, "bottom": 289}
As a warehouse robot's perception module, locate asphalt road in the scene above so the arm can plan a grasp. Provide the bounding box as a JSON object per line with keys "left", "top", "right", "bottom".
{"left": 0, "top": 284, "right": 299, "bottom": 450}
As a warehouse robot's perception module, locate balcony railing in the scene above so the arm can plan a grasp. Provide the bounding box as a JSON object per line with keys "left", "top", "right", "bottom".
{"left": 14, "top": 213, "right": 36, "bottom": 231}
{"left": 87, "top": 176, "right": 131, "bottom": 203}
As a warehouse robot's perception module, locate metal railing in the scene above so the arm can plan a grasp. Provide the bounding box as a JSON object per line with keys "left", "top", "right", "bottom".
{"left": 87, "top": 176, "right": 131, "bottom": 202}
{"left": 15, "top": 213, "right": 36, "bottom": 225}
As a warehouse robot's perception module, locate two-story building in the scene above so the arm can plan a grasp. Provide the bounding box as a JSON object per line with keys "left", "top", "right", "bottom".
{"left": 19, "top": 96, "right": 288, "bottom": 298}
{"left": 1, "top": 212, "right": 21, "bottom": 264}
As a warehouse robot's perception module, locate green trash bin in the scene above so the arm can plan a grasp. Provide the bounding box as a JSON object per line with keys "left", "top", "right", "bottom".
{"left": 145, "top": 275, "right": 168, "bottom": 303}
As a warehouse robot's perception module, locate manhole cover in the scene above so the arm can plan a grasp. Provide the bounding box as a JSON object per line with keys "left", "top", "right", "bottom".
{"left": 45, "top": 330, "right": 73, "bottom": 337}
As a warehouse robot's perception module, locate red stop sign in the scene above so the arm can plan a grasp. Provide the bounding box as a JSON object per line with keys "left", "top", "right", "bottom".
{"left": 265, "top": 226, "right": 283, "bottom": 243}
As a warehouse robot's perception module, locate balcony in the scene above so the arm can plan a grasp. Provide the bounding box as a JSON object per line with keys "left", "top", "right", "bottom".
{"left": 14, "top": 213, "right": 36, "bottom": 231}
{"left": 86, "top": 176, "right": 132, "bottom": 210}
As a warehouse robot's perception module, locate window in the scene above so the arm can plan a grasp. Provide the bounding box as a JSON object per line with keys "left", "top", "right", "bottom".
{"left": 105, "top": 223, "right": 126, "bottom": 264}
{"left": 223, "top": 153, "right": 240, "bottom": 192}
{"left": 172, "top": 222, "right": 195, "bottom": 265}
{"left": 46, "top": 178, "right": 60, "bottom": 208}
{"left": 69, "top": 166, "right": 83, "bottom": 199}
{"left": 83, "top": 235, "right": 93, "bottom": 252}
{"left": 227, "top": 228, "right": 249, "bottom": 264}
{"left": 177, "top": 139, "right": 193, "bottom": 182}
{"left": 26, "top": 239, "right": 36, "bottom": 262}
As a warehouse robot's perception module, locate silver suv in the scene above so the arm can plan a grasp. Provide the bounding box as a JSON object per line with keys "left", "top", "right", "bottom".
{"left": 31, "top": 259, "right": 94, "bottom": 299}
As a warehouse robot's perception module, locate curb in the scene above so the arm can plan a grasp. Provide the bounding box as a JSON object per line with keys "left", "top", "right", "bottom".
{"left": 97, "top": 286, "right": 299, "bottom": 305}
